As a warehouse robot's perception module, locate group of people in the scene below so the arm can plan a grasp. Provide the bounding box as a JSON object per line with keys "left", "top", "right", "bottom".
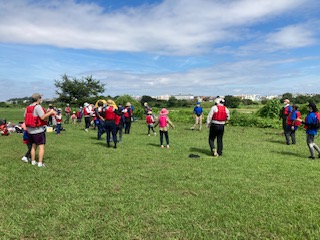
{"left": 281, "top": 98, "right": 320, "bottom": 159}
{"left": 20, "top": 92, "right": 320, "bottom": 168}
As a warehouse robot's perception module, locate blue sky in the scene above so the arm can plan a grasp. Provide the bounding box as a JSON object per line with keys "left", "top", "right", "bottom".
{"left": 0, "top": 0, "right": 320, "bottom": 101}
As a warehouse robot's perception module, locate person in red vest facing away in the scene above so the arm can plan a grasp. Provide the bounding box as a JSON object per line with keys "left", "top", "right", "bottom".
{"left": 206, "top": 97, "right": 230, "bottom": 157}
{"left": 100, "top": 99, "right": 119, "bottom": 148}
{"left": 64, "top": 103, "right": 71, "bottom": 124}
{"left": 281, "top": 98, "right": 292, "bottom": 133}
{"left": 24, "top": 93, "right": 55, "bottom": 167}
{"left": 285, "top": 104, "right": 301, "bottom": 145}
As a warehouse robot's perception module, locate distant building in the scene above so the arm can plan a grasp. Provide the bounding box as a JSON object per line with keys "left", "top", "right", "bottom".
{"left": 171, "top": 93, "right": 194, "bottom": 100}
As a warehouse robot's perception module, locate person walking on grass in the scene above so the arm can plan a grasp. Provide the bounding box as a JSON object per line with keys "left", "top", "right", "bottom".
{"left": 206, "top": 97, "right": 230, "bottom": 157}
{"left": 285, "top": 104, "right": 301, "bottom": 145}
{"left": 24, "top": 93, "right": 55, "bottom": 167}
{"left": 146, "top": 111, "right": 156, "bottom": 136}
{"left": 299, "top": 102, "right": 320, "bottom": 160}
{"left": 55, "top": 108, "right": 63, "bottom": 135}
{"left": 83, "top": 102, "right": 92, "bottom": 132}
{"left": 191, "top": 102, "right": 204, "bottom": 131}
{"left": 281, "top": 98, "right": 292, "bottom": 133}
{"left": 124, "top": 102, "right": 133, "bottom": 134}
{"left": 154, "top": 108, "right": 174, "bottom": 148}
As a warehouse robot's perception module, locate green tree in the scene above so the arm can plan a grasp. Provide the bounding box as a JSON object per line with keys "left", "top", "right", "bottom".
{"left": 224, "top": 95, "right": 241, "bottom": 108}
{"left": 167, "top": 96, "right": 177, "bottom": 108}
{"left": 140, "top": 95, "right": 156, "bottom": 106}
{"left": 54, "top": 74, "right": 105, "bottom": 104}
{"left": 257, "top": 98, "right": 281, "bottom": 119}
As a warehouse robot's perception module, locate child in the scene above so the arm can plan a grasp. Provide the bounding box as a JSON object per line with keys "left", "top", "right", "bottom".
{"left": 21, "top": 122, "right": 32, "bottom": 163}
{"left": 71, "top": 111, "right": 77, "bottom": 124}
{"left": 146, "top": 111, "right": 156, "bottom": 136}
{"left": 55, "top": 108, "right": 63, "bottom": 135}
{"left": 154, "top": 108, "right": 174, "bottom": 148}
{"left": 285, "top": 104, "right": 301, "bottom": 145}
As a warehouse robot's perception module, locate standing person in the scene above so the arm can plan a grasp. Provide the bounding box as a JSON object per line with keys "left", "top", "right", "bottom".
{"left": 24, "top": 93, "right": 55, "bottom": 167}
{"left": 191, "top": 102, "right": 204, "bottom": 131}
{"left": 83, "top": 103, "right": 92, "bottom": 132}
{"left": 154, "top": 108, "right": 174, "bottom": 148}
{"left": 100, "top": 99, "right": 119, "bottom": 148}
{"left": 285, "top": 104, "right": 301, "bottom": 145}
{"left": 144, "top": 102, "right": 152, "bottom": 115}
{"left": 124, "top": 102, "right": 133, "bottom": 134}
{"left": 115, "top": 104, "right": 125, "bottom": 143}
{"left": 299, "top": 102, "right": 320, "bottom": 159}
{"left": 76, "top": 107, "right": 83, "bottom": 125}
{"left": 71, "top": 111, "right": 77, "bottom": 124}
{"left": 55, "top": 108, "right": 63, "bottom": 135}
{"left": 47, "top": 104, "right": 54, "bottom": 126}
{"left": 146, "top": 111, "right": 156, "bottom": 136}
{"left": 64, "top": 104, "right": 71, "bottom": 124}
{"left": 206, "top": 98, "right": 230, "bottom": 157}
{"left": 94, "top": 100, "right": 105, "bottom": 140}
{"left": 21, "top": 122, "right": 32, "bottom": 163}
{"left": 281, "top": 98, "right": 292, "bottom": 133}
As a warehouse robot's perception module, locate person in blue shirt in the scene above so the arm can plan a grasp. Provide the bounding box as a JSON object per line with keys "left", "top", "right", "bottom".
{"left": 191, "top": 102, "right": 204, "bottom": 131}
{"left": 300, "top": 102, "right": 320, "bottom": 159}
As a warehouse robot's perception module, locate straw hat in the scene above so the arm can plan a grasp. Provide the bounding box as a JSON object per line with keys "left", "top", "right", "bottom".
{"left": 160, "top": 108, "right": 169, "bottom": 115}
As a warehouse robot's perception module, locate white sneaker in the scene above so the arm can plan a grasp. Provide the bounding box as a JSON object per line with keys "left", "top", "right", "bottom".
{"left": 85, "top": 128, "right": 88, "bottom": 132}
{"left": 38, "top": 163, "right": 46, "bottom": 167}
{"left": 31, "top": 161, "right": 37, "bottom": 165}
{"left": 148, "top": 134, "right": 150, "bottom": 136}
{"left": 154, "top": 132, "right": 156, "bottom": 136}
{"left": 21, "top": 156, "right": 28, "bottom": 163}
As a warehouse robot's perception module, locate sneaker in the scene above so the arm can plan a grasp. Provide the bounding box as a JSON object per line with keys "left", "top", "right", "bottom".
{"left": 154, "top": 132, "right": 156, "bottom": 136}
{"left": 167, "top": 145, "right": 170, "bottom": 148}
{"left": 85, "top": 129, "right": 88, "bottom": 132}
{"left": 161, "top": 145, "right": 164, "bottom": 148}
{"left": 38, "top": 163, "right": 46, "bottom": 167}
{"left": 212, "top": 149, "right": 219, "bottom": 157}
{"left": 21, "top": 156, "right": 29, "bottom": 163}
{"left": 148, "top": 134, "right": 150, "bottom": 136}
{"left": 31, "top": 160, "right": 37, "bottom": 165}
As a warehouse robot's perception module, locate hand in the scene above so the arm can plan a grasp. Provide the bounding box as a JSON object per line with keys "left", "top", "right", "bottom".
{"left": 291, "top": 126, "right": 294, "bottom": 130}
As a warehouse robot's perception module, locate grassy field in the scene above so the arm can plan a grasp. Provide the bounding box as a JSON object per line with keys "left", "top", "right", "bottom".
{"left": 1, "top": 108, "right": 320, "bottom": 239}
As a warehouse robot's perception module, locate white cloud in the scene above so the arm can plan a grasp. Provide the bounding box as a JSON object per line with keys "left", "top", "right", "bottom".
{"left": 0, "top": 0, "right": 315, "bottom": 55}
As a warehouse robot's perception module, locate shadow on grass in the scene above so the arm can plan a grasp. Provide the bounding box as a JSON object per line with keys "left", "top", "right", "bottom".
{"left": 268, "top": 139, "right": 286, "bottom": 144}
{"left": 147, "top": 143, "right": 161, "bottom": 148}
{"left": 271, "top": 150, "right": 306, "bottom": 158}
{"left": 189, "top": 147, "right": 212, "bottom": 156}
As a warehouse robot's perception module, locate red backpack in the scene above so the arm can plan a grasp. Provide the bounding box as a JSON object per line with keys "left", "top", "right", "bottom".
{"left": 25, "top": 105, "right": 47, "bottom": 127}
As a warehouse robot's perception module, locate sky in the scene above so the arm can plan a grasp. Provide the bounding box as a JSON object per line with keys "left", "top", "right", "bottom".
{"left": 0, "top": 0, "right": 320, "bottom": 101}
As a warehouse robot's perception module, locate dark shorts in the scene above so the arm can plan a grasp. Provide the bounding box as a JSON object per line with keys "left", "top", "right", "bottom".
{"left": 29, "top": 132, "right": 46, "bottom": 145}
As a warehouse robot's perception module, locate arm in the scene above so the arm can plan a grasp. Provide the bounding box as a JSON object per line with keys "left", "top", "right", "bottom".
{"left": 167, "top": 117, "right": 174, "bottom": 128}
{"left": 206, "top": 106, "right": 215, "bottom": 126}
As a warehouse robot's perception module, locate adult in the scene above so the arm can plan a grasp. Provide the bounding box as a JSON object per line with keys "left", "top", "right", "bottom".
{"left": 83, "top": 102, "right": 92, "bottom": 132}
{"left": 285, "top": 104, "right": 301, "bottom": 145}
{"left": 191, "top": 102, "right": 204, "bottom": 131}
{"left": 143, "top": 102, "right": 152, "bottom": 115}
{"left": 206, "top": 98, "right": 230, "bottom": 157}
{"left": 24, "top": 93, "right": 55, "bottom": 167}
{"left": 94, "top": 100, "right": 105, "bottom": 140}
{"left": 300, "top": 102, "right": 320, "bottom": 159}
{"left": 281, "top": 98, "right": 292, "bottom": 133}
{"left": 47, "top": 104, "right": 54, "bottom": 126}
{"left": 100, "top": 99, "right": 119, "bottom": 148}
{"left": 64, "top": 103, "right": 71, "bottom": 124}
{"left": 124, "top": 102, "right": 133, "bottom": 134}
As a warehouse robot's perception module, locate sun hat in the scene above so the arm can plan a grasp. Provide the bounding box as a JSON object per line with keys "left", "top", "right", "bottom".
{"left": 147, "top": 111, "right": 152, "bottom": 114}
{"left": 126, "top": 102, "right": 131, "bottom": 107}
{"left": 160, "top": 108, "right": 169, "bottom": 115}
{"left": 84, "top": 102, "right": 89, "bottom": 107}
{"left": 283, "top": 98, "right": 290, "bottom": 103}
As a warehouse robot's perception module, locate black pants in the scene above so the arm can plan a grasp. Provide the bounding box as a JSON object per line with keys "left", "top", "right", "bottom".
{"left": 148, "top": 125, "right": 155, "bottom": 134}
{"left": 104, "top": 121, "right": 117, "bottom": 147}
{"left": 160, "top": 130, "right": 169, "bottom": 146}
{"left": 24, "top": 142, "right": 32, "bottom": 158}
{"left": 125, "top": 118, "right": 131, "bottom": 134}
{"left": 84, "top": 116, "right": 91, "bottom": 129}
{"left": 209, "top": 123, "right": 225, "bottom": 156}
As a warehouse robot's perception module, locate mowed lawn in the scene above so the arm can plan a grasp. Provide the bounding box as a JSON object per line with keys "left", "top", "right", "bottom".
{"left": 1, "top": 108, "right": 320, "bottom": 239}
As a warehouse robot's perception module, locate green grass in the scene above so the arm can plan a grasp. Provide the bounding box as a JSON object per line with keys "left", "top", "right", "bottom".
{"left": 1, "top": 108, "right": 320, "bottom": 239}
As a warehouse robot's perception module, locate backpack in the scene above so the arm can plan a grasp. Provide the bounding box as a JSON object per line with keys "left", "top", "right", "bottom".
{"left": 313, "top": 112, "right": 320, "bottom": 129}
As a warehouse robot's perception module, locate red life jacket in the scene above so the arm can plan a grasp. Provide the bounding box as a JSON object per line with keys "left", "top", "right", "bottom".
{"left": 25, "top": 105, "right": 47, "bottom": 127}
{"left": 286, "top": 111, "right": 301, "bottom": 126}
{"left": 124, "top": 107, "right": 131, "bottom": 118}
{"left": 104, "top": 106, "right": 116, "bottom": 121}
{"left": 212, "top": 105, "right": 227, "bottom": 121}
{"left": 115, "top": 114, "right": 121, "bottom": 125}
{"left": 283, "top": 106, "right": 291, "bottom": 116}
{"left": 55, "top": 114, "right": 62, "bottom": 124}
{"left": 83, "top": 107, "right": 90, "bottom": 116}
{"left": 146, "top": 115, "right": 153, "bottom": 124}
